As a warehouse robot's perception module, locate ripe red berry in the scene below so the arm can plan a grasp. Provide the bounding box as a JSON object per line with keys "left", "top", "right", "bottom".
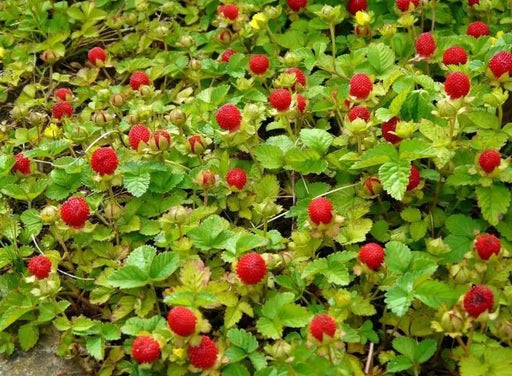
{"left": 478, "top": 149, "right": 501, "bottom": 173}
{"left": 475, "top": 233, "right": 501, "bottom": 260}
{"left": 463, "top": 285, "right": 494, "bottom": 318}
{"left": 269, "top": 89, "right": 292, "bottom": 111}
{"left": 60, "top": 197, "right": 90, "bottom": 229}
{"left": 12, "top": 153, "right": 30, "bottom": 175}
{"left": 415, "top": 32, "right": 436, "bottom": 58}
{"left": 131, "top": 336, "right": 160, "bottom": 363}
{"left": 468, "top": 0, "right": 479, "bottom": 5}
{"left": 220, "top": 4, "right": 238, "bottom": 20}
{"left": 349, "top": 73, "right": 373, "bottom": 99}
{"left": 359, "top": 243, "right": 385, "bottom": 270}
{"left": 88, "top": 47, "right": 107, "bottom": 66}
{"left": 129, "top": 71, "right": 151, "bottom": 91}
{"left": 310, "top": 314, "right": 336, "bottom": 342}
{"left": 407, "top": 165, "right": 421, "bottom": 191}
{"left": 236, "top": 252, "right": 266, "bottom": 284}
{"left": 221, "top": 49, "right": 237, "bottom": 62}
{"left": 285, "top": 67, "right": 307, "bottom": 89}
{"left": 226, "top": 168, "right": 247, "bottom": 190}
{"left": 443, "top": 46, "right": 468, "bottom": 65}
{"left": 489, "top": 51, "right": 512, "bottom": 79}
{"left": 91, "top": 147, "right": 118, "bottom": 176}
{"left": 153, "top": 130, "right": 171, "bottom": 149}
{"left": 249, "top": 55, "right": 269, "bottom": 75}
{"left": 396, "top": 0, "right": 419, "bottom": 11}
{"left": 167, "top": 306, "right": 197, "bottom": 336}
{"left": 129, "top": 125, "right": 151, "bottom": 150}
{"left": 52, "top": 101, "right": 73, "bottom": 119}
{"left": 287, "top": 0, "right": 307, "bottom": 11}
{"left": 445, "top": 72, "right": 470, "bottom": 99}
{"left": 188, "top": 335, "right": 218, "bottom": 369}
{"left": 382, "top": 117, "right": 402, "bottom": 144}
{"left": 216, "top": 104, "right": 242, "bottom": 132}
{"left": 188, "top": 135, "right": 204, "bottom": 153}
{"left": 348, "top": 105, "right": 370, "bottom": 122}
{"left": 364, "top": 177, "right": 381, "bottom": 195}
{"left": 28, "top": 255, "right": 52, "bottom": 279}
{"left": 297, "top": 94, "right": 307, "bottom": 113}
{"left": 308, "top": 197, "right": 333, "bottom": 225}
{"left": 348, "top": 0, "right": 367, "bottom": 14}
{"left": 54, "top": 88, "right": 73, "bottom": 102}
{"left": 467, "top": 21, "right": 489, "bottom": 38}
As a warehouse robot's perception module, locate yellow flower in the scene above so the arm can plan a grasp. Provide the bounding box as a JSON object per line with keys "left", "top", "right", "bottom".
{"left": 172, "top": 348, "right": 185, "bottom": 359}
{"left": 355, "top": 11, "right": 370, "bottom": 26}
{"left": 491, "top": 31, "right": 504, "bottom": 46}
{"left": 250, "top": 13, "right": 268, "bottom": 30}
{"left": 44, "top": 123, "right": 61, "bottom": 139}
{"left": 0, "top": 47, "right": 5, "bottom": 59}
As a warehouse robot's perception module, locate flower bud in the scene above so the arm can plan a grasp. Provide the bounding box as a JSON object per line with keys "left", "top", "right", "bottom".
{"left": 110, "top": 93, "right": 125, "bottom": 107}
{"left": 40, "top": 205, "right": 59, "bottom": 223}
{"left": 104, "top": 201, "right": 123, "bottom": 220}
{"left": 170, "top": 109, "right": 186, "bottom": 126}
{"left": 92, "top": 110, "right": 111, "bottom": 126}
{"left": 41, "top": 50, "right": 59, "bottom": 64}
{"left": 178, "top": 35, "right": 195, "bottom": 48}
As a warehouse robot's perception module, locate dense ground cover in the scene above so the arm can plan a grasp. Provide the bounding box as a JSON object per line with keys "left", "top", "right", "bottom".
{"left": 1, "top": 0, "right": 512, "bottom": 375}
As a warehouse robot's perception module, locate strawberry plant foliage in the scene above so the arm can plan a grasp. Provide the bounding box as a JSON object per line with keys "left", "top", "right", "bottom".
{"left": 2, "top": 0, "right": 512, "bottom": 375}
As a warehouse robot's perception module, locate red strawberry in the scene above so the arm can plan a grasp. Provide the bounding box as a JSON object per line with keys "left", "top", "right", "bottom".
{"left": 188, "top": 335, "right": 218, "bottom": 369}
{"left": 236, "top": 252, "right": 266, "bottom": 284}
{"left": 216, "top": 104, "right": 242, "bottom": 132}
{"left": 489, "top": 51, "right": 512, "bottom": 79}
{"left": 359, "top": 243, "right": 385, "bottom": 270}
{"left": 129, "top": 71, "right": 151, "bottom": 91}
{"left": 52, "top": 101, "right": 73, "bottom": 119}
{"left": 188, "top": 135, "right": 204, "bottom": 153}
{"left": 287, "top": 0, "right": 307, "bottom": 11}
{"left": 407, "top": 165, "right": 421, "bottom": 191}
{"left": 443, "top": 46, "right": 468, "bottom": 65}
{"left": 153, "top": 130, "right": 171, "bottom": 149}
{"left": 445, "top": 72, "right": 470, "bottom": 99}
{"left": 91, "top": 147, "right": 118, "bottom": 175}
{"left": 463, "top": 285, "right": 494, "bottom": 318}
{"left": 382, "top": 117, "right": 402, "bottom": 144}
{"left": 129, "top": 125, "right": 151, "bottom": 150}
{"left": 54, "top": 88, "right": 73, "bottom": 102}
{"left": 12, "top": 153, "right": 31, "bottom": 175}
{"left": 467, "top": 21, "right": 489, "bottom": 38}
{"left": 348, "top": 0, "right": 367, "bottom": 14}
{"left": 468, "top": 0, "right": 479, "bottom": 5}
{"left": 297, "top": 94, "right": 307, "bottom": 113}
{"left": 221, "top": 49, "right": 237, "bottom": 63}
{"left": 349, "top": 73, "right": 373, "bottom": 99}
{"left": 285, "top": 67, "right": 307, "bottom": 89}
{"left": 269, "top": 89, "right": 292, "bottom": 111}
{"left": 249, "top": 54, "right": 269, "bottom": 75}
{"left": 415, "top": 32, "right": 436, "bottom": 58}
{"left": 28, "top": 255, "right": 52, "bottom": 279}
{"left": 348, "top": 105, "right": 370, "bottom": 122}
{"left": 478, "top": 149, "right": 501, "bottom": 173}
{"left": 220, "top": 4, "right": 238, "bottom": 20}
{"left": 475, "top": 233, "right": 501, "bottom": 260}
{"left": 310, "top": 314, "right": 336, "bottom": 342}
{"left": 60, "top": 197, "right": 90, "bottom": 229}
{"left": 226, "top": 168, "right": 247, "bottom": 190}
{"left": 396, "top": 0, "right": 419, "bottom": 11}
{"left": 167, "top": 306, "right": 197, "bottom": 337}
{"left": 364, "top": 177, "right": 382, "bottom": 195}
{"left": 308, "top": 197, "right": 333, "bottom": 225}
{"left": 131, "top": 336, "right": 160, "bottom": 363}
{"left": 88, "top": 47, "right": 107, "bottom": 66}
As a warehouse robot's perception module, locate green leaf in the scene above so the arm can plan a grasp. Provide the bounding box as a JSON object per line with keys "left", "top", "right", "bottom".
{"left": 300, "top": 129, "right": 334, "bottom": 155}
{"left": 86, "top": 336, "right": 104, "bottom": 360}
{"left": 465, "top": 111, "right": 500, "bottom": 130}
{"left": 279, "top": 304, "right": 313, "bottom": 327}
{"left": 476, "top": 184, "right": 511, "bottom": 226}
{"left": 20, "top": 209, "right": 42, "bottom": 236}
{"left": 392, "top": 337, "right": 416, "bottom": 360}
{"left": 385, "top": 241, "right": 412, "bottom": 274}
{"left": 352, "top": 143, "right": 397, "bottom": 169}
{"left": 107, "top": 266, "right": 149, "bottom": 288}
{"left": 18, "top": 324, "right": 39, "bottom": 351}
{"left": 414, "top": 339, "right": 436, "bottom": 364}
{"left": 400, "top": 208, "right": 422, "bottom": 222}
{"left": 368, "top": 43, "right": 395, "bottom": 76}
{"left": 385, "top": 275, "right": 415, "bottom": 316}
{"left": 0, "top": 306, "right": 34, "bottom": 331}
{"left": 123, "top": 171, "right": 150, "bottom": 197}
{"left": 187, "top": 215, "right": 232, "bottom": 250}
{"left": 121, "top": 316, "right": 167, "bottom": 336}
{"left": 227, "top": 329, "right": 258, "bottom": 353}
{"left": 285, "top": 148, "right": 327, "bottom": 174}
{"left": 126, "top": 245, "right": 156, "bottom": 274}
{"left": 256, "top": 317, "right": 282, "bottom": 339}
{"left": 414, "top": 281, "right": 462, "bottom": 308}
{"left": 387, "top": 355, "right": 414, "bottom": 372}
{"left": 459, "top": 355, "right": 488, "bottom": 376}
{"left": 149, "top": 252, "right": 179, "bottom": 281}
{"left": 253, "top": 145, "right": 284, "bottom": 169}
{"left": 379, "top": 159, "right": 410, "bottom": 200}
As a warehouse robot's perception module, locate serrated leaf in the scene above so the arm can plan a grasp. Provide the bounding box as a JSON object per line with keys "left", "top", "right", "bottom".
{"left": 107, "top": 266, "right": 149, "bottom": 288}
{"left": 123, "top": 171, "right": 150, "bottom": 197}
{"left": 149, "top": 252, "right": 179, "bottom": 281}
{"left": 300, "top": 129, "right": 334, "bottom": 155}
{"left": 476, "top": 184, "right": 511, "bottom": 226}
{"left": 18, "top": 324, "right": 39, "bottom": 351}
{"left": 254, "top": 145, "right": 284, "bottom": 169}
{"left": 414, "top": 281, "right": 462, "bottom": 308}
{"left": 126, "top": 245, "right": 156, "bottom": 274}
{"left": 227, "top": 329, "right": 258, "bottom": 353}
{"left": 256, "top": 317, "right": 282, "bottom": 339}
{"left": 385, "top": 241, "right": 412, "bottom": 274}
{"left": 379, "top": 159, "right": 410, "bottom": 200}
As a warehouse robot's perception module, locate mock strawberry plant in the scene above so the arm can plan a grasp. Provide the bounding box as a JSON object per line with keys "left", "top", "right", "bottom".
{"left": 1, "top": 0, "right": 512, "bottom": 375}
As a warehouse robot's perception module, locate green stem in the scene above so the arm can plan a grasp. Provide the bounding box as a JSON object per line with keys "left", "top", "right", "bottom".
{"left": 329, "top": 24, "right": 337, "bottom": 73}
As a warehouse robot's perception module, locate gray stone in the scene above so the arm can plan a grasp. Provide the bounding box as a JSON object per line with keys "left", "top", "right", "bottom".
{"left": 0, "top": 328, "right": 87, "bottom": 376}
